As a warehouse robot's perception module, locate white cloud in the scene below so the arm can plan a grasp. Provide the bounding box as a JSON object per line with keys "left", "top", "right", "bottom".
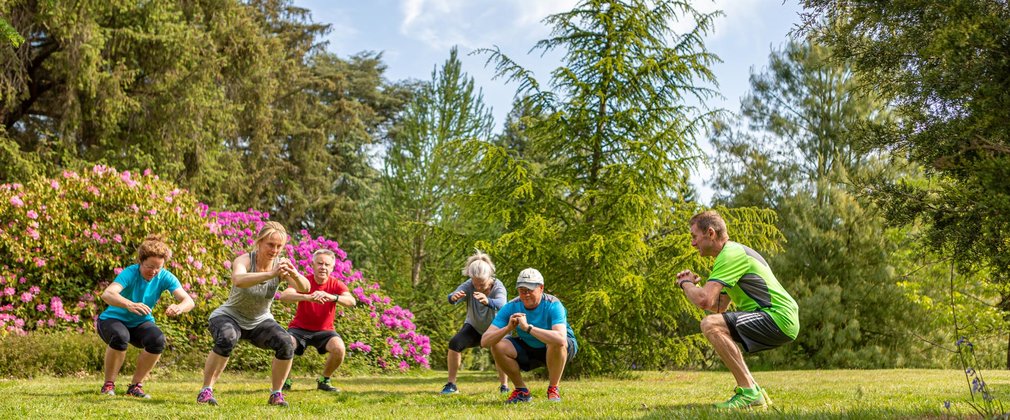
{"left": 397, "top": 0, "right": 576, "bottom": 51}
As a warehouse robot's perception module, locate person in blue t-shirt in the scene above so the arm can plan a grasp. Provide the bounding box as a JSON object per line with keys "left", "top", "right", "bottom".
{"left": 97, "top": 235, "right": 194, "bottom": 399}
{"left": 481, "top": 268, "right": 578, "bottom": 404}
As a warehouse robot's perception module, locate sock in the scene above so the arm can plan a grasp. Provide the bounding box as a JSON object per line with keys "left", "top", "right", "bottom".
{"left": 271, "top": 389, "right": 282, "bottom": 394}
{"left": 201, "top": 386, "right": 212, "bottom": 392}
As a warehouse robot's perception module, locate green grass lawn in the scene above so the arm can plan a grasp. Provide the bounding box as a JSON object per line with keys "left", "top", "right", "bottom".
{"left": 0, "top": 369, "right": 1003, "bottom": 418}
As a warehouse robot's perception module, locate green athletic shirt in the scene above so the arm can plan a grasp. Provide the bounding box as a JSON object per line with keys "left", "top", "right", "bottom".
{"left": 708, "top": 241, "right": 799, "bottom": 339}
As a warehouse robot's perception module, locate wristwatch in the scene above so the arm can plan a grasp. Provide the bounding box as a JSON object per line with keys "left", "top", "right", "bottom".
{"left": 526, "top": 325, "right": 533, "bottom": 334}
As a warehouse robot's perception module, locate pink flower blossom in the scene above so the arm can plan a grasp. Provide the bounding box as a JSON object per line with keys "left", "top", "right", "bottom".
{"left": 26, "top": 210, "right": 38, "bottom": 219}
{"left": 147, "top": 209, "right": 157, "bottom": 215}
{"left": 20, "top": 292, "right": 33, "bottom": 302}
{"left": 9, "top": 196, "right": 23, "bottom": 207}
{"left": 114, "top": 267, "right": 123, "bottom": 275}
{"left": 36, "top": 304, "right": 46, "bottom": 312}
{"left": 3, "top": 287, "right": 14, "bottom": 296}
{"left": 28, "top": 286, "right": 39, "bottom": 294}
{"left": 26, "top": 227, "right": 39, "bottom": 240}
{"left": 113, "top": 234, "right": 122, "bottom": 243}
{"left": 50, "top": 180, "right": 59, "bottom": 190}
{"left": 81, "top": 202, "right": 90, "bottom": 209}
{"left": 33, "top": 257, "right": 46, "bottom": 267}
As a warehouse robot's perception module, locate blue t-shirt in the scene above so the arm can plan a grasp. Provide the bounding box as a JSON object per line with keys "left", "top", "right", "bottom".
{"left": 99, "top": 264, "right": 181, "bottom": 327}
{"left": 491, "top": 293, "right": 578, "bottom": 352}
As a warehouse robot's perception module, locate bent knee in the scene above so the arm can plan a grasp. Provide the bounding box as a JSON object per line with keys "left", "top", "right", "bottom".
{"left": 213, "top": 334, "right": 239, "bottom": 357}
{"left": 699, "top": 315, "right": 726, "bottom": 334}
{"left": 145, "top": 332, "right": 167, "bottom": 354}
{"left": 328, "top": 337, "right": 345, "bottom": 353}
{"left": 274, "top": 337, "right": 295, "bottom": 360}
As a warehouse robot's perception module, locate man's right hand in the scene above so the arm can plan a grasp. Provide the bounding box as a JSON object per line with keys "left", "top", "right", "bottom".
{"left": 450, "top": 290, "right": 466, "bottom": 302}
{"left": 128, "top": 302, "right": 152, "bottom": 315}
{"left": 676, "top": 270, "right": 699, "bottom": 285}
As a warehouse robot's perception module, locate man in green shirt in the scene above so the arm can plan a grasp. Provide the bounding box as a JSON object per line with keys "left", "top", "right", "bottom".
{"left": 678, "top": 210, "right": 799, "bottom": 410}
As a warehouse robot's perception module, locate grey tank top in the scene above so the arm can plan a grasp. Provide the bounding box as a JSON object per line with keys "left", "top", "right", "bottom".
{"left": 209, "top": 251, "right": 281, "bottom": 329}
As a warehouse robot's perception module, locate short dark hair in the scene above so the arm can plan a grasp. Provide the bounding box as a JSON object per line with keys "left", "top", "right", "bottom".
{"left": 689, "top": 210, "right": 728, "bottom": 240}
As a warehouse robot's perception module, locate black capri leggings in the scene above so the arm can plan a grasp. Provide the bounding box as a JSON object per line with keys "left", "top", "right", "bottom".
{"left": 96, "top": 318, "right": 166, "bottom": 355}
{"left": 209, "top": 315, "right": 294, "bottom": 360}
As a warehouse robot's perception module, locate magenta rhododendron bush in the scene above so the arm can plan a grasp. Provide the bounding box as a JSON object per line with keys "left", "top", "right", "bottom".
{"left": 0, "top": 166, "right": 429, "bottom": 371}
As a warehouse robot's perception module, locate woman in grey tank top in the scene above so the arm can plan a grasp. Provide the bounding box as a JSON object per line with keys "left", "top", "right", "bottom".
{"left": 197, "top": 222, "right": 310, "bottom": 407}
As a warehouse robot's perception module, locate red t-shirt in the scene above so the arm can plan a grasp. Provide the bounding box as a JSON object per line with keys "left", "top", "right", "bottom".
{"left": 288, "top": 274, "right": 349, "bottom": 332}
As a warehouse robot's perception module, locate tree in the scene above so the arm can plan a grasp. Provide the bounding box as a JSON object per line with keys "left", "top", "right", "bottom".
{"left": 368, "top": 46, "right": 495, "bottom": 291}
{"left": 472, "top": 0, "right": 781, "bottom": 373}
{"left": 0, "top": 1, "right": 407, "bottom": 250}
{"left": 801, "top": 0, "right": 1010, "bottom": 366}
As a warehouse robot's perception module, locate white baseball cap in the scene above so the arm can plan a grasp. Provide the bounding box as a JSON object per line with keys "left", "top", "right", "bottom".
{"left": 516, "top": 268, "right": 544, "bottom": 289}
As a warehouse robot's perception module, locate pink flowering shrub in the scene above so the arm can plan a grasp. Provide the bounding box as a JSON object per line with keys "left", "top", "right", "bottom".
{"left": 0, "top": 166, "right": 231, "bottom": 342}
{"left": 0, "top": 166, "right": 430, "bottom": 373}
{"left": 205, "top": 208, "right": 431, "bottom": 372}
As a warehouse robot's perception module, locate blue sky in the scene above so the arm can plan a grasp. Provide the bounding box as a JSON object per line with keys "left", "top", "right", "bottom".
{"left": 292, "top": 0, "right": 803, "bottom": 203}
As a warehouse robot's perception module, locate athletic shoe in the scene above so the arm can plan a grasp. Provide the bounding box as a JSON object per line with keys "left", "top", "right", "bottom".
{"left": 440, "top": 382, "right": 458, "bottom": 395}
{"left": 196, "top": 388, "right": 218, "bottom": 406}
{"left": 757, "top": 385, "right": 773, "bottom": 406}
{"left": 506, "top": 388, "right": 532, "bottom": 404}
{"left": 268, "top": 391, "right": 288, "bottom": 407}
{"left": 498, "top": 384, "right": 509, "bottom": 394}
{"left": 282, "top": 378, "right": 293, "bottom": 391}
{"left": 714, "top": 386, "right": 765, "bottom": 409}
{"left": 126, "top": 383, "right": 151, "bottom": 399}
{"left": 547, "top": 385, "right": 561, "bottom": 402}
{"left": 317, "top": 377, "right": 339, "bottom": 392}
{"left": 100, "top": 381, "right": 115, "bottom": 396}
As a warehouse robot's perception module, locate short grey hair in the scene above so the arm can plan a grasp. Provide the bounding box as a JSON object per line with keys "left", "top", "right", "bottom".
{"left": 461, "top": 249, "right": 495, "bottom": 281}
{"left": 312, "top": 249, "right": 336, "bottom": 261}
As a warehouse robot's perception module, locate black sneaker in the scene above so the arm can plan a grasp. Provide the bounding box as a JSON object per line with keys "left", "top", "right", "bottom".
{"left": 126, "top": 383, "right": 151, "bottom": 399}
{"left": 440, "top": 382, "right": 458, "bottom": 394}
{"left": 499, "top": 384, "right": 509, "bottom": 393}
{"left": 317, "top": 377, "right": 339, "bottom": 392}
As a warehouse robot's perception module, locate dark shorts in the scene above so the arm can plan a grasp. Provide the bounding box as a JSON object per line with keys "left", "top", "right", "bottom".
{"left": 506, "top": 335, "right": 577, "bottom": 372}
{"left": 448, "top": 323, "right": 482, "bottom": 353}
{"left": 722, "top": 311, "right": 794, "bottom": 353}
{"left": 96, "top": 318, "right": 166, "bottom": 354}
{"left": 208, "top": 315, "right": 294, "bottom": 360}
{"left": 288, "top": 328, "right": 341, "bottom": 356}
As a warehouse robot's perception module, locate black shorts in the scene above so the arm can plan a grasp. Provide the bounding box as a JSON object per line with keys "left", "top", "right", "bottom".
{"left": 722, "top": 311, "right": 793, "bottom": 353}
{"left": 448, "top": 323, "right": 482, "bottom": 353}
{"left": 506, "top": 336, "right": 577, "bottom": 372}
{"left": 288, "top": 328, "right": 341, "bottom": 356}
{"left": 96, "top": 318, "right": 166, "bottom": 354}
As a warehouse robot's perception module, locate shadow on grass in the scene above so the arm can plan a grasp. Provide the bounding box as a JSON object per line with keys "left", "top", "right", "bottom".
{"left": 640, "top": 404, "right": 937, "bottom": 419}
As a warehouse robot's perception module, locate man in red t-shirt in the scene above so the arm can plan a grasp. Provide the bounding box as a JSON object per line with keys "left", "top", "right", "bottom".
{"left": 278, "top": 249, "right": 356, "bottom": 392}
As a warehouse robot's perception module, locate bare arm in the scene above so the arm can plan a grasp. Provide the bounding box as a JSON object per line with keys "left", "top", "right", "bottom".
{"left": 231, "top": 254, "right": 280, "bottom": 288}
{"left": 516, "top": 314, "right": 567, "bottom": 347}
{"left": 165, "top": 287, "right": 195, "bottom": 317}
{"left": 278, "top": 286, "right": 314, "bottom": 303}
{"left": 333, "top": 291, "right": 356, "bottom": 308}
{"left": 681, "top": 281, "right": 724, "bottom": 312}
{"left": 282, "top": 266, "right": 311, "bottom": 294}
{"left": 101, "top": 282, "right": 151, "bottom": 316}
{"left": 481, "top": 323, "right": 514, "bottom": 348}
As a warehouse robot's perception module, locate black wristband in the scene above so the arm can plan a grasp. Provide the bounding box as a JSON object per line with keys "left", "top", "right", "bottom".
{"left": 526, "top": 325, "right": 533, "bottom": 334}
{"left": 678, "top": 279, "right": 691, "bottom": 288}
